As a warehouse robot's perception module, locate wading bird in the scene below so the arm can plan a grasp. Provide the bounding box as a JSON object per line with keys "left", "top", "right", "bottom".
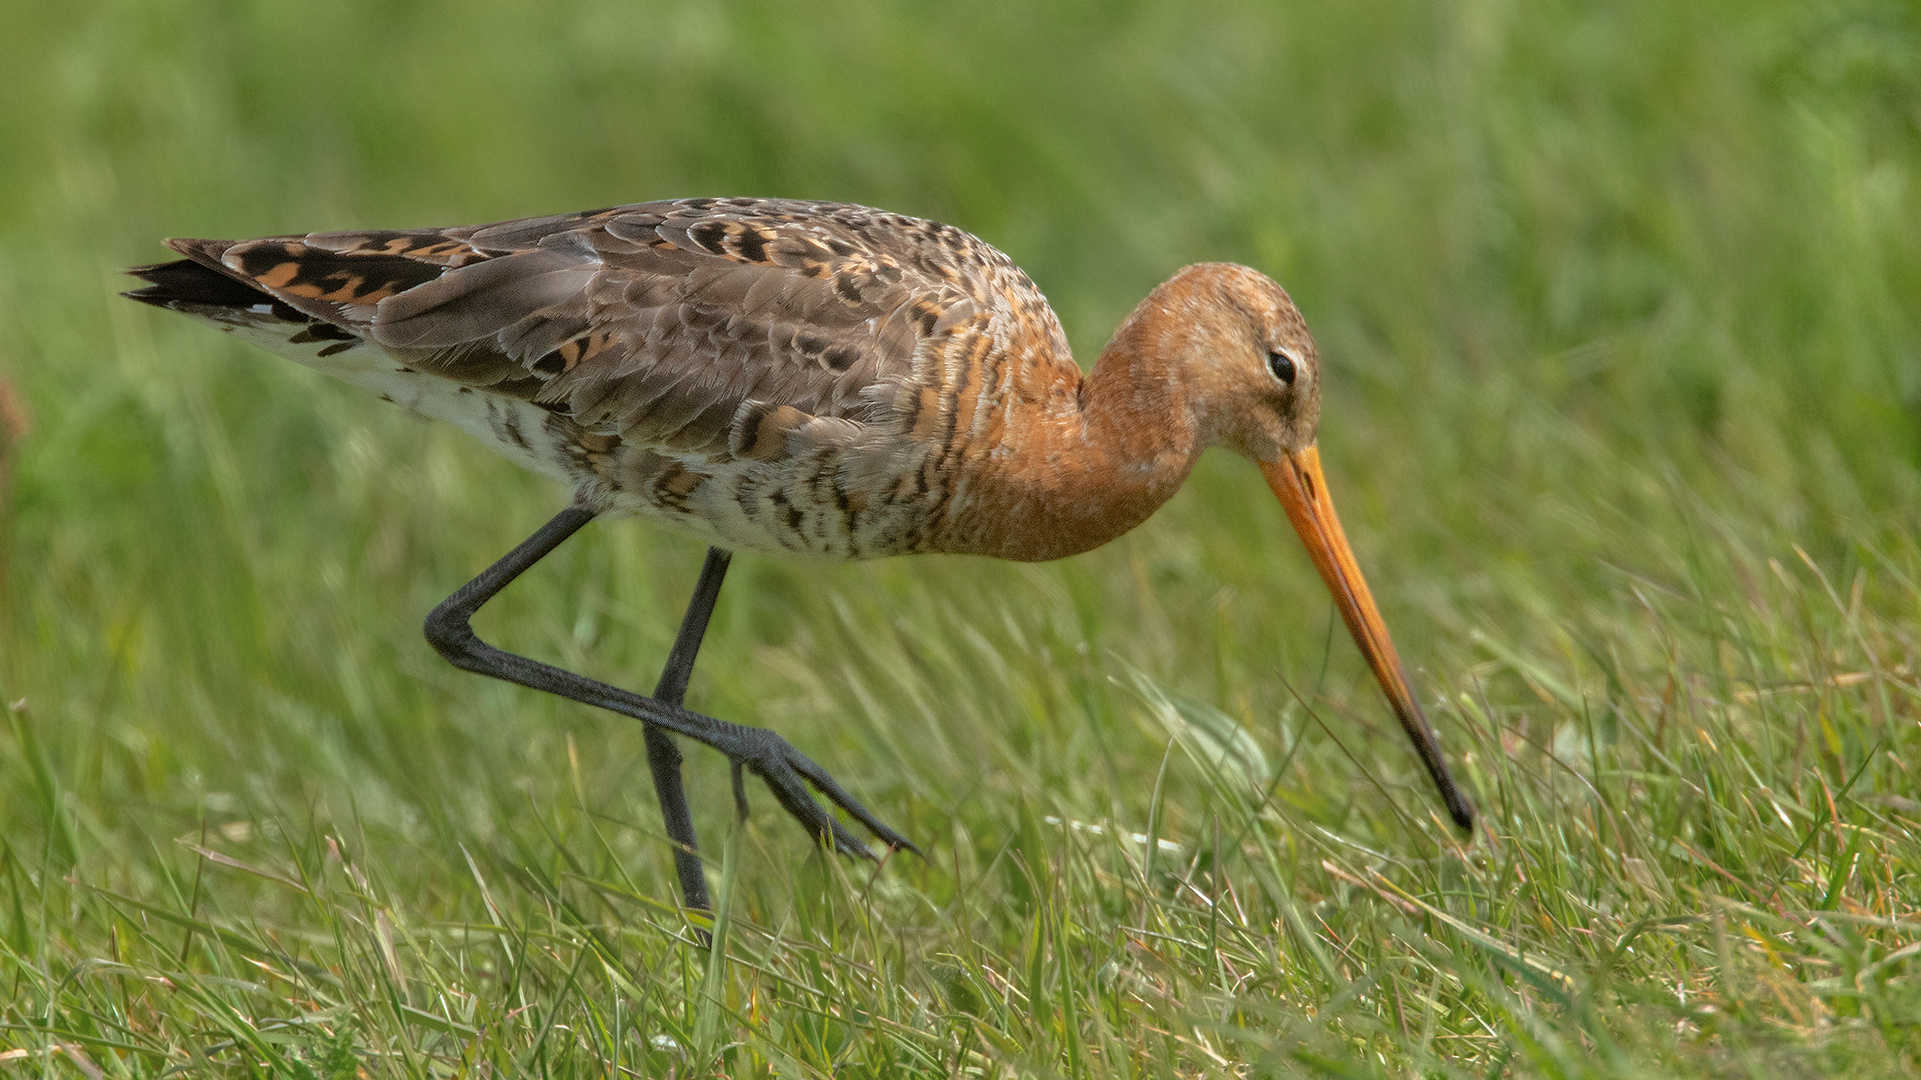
{"left": 126, "top": 198, "right": 1474, "bottom": 913}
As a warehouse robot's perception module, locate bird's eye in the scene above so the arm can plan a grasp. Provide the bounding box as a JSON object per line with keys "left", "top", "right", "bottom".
{"left": 1267, "top": 348, "right": 1298, "bottom": 385}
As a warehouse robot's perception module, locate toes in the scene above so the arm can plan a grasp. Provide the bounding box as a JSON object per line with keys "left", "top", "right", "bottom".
{"left": 826, "top": 819, "right": 873, "bottom": 860}
{"left": 841, "top": 799, "right": 921, "bottom": 856}
{"left": 754, "top": 757, "right": 865, "bottom": 855}
{"left": 840, "top": 800, "right": 919, "bottom": 856}
{"left": 733, "top": 731, "right": 919, "bottom": 859}
{"left": 761, "top": 768, "right": 832, "bottom": 838}
{"left": 785, "top": 751, "right": 923, "bottom": 856}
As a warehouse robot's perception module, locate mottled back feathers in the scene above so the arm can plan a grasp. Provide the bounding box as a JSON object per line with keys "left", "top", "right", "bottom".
{"left": 130, "top": 198, "right": 1089, "bottom": 559}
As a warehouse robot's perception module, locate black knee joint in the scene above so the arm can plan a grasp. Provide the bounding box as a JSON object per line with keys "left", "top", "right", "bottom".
{"left": 423, "top": 601, "right": 478, "bottom": 664}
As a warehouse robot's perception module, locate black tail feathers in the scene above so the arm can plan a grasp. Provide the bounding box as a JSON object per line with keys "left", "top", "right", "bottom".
{"left": 123, "top": 258, "right": 305, "bottom": 322}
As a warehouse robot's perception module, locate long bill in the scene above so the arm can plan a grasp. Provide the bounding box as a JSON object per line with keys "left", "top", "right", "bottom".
{"left": 1259, "top": 446, "right": 1475, "bottom": 831}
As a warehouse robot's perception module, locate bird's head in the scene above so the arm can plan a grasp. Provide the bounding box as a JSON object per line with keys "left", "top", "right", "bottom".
{"left": 1136, "top": 263, "right": 1475, "bottom": 831}
{"left": 1153, "top": 262, "right": 1323, "bottom": 464}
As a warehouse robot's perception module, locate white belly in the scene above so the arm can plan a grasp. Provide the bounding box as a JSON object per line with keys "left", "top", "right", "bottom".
{"left": 203, "top": 311, "right": 577, "bottom": 488}
{"left": 187, "top": 309, "right": 910, "bottom": 561}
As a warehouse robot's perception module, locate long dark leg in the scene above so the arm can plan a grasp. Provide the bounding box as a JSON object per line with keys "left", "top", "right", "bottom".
{"left": 644, "top": 547, "right": 731, "bottom": 912}
{"left": 424, "top": 506, "right": 918, "bottom": 870}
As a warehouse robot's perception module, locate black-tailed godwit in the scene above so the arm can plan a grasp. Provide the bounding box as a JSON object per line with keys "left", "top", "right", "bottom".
{"left": 127, "top": 198, "right": 1474, "bottom": 913}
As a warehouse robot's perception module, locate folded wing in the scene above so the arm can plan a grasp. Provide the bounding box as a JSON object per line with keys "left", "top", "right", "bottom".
{"left": 153, "top": 199, "right": 1068, "bottom": 464}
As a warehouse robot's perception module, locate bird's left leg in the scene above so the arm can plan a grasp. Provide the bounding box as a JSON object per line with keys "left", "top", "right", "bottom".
{"left": 423, "top": 504, "right": 918, "bottom": 863}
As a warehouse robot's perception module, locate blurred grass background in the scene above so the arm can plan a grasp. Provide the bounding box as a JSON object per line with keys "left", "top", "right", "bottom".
{"left": 2, "top": 0, "right": 1920, "bottom": 1076}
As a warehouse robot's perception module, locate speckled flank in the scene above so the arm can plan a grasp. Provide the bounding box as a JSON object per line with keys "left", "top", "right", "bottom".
{"left": 126, "top": 198, "right": 1325, "bottom": 563}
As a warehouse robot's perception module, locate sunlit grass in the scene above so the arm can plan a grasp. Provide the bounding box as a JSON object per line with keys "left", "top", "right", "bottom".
{"left": 3, "top": 0, "right": 1920, "bottom": 1076}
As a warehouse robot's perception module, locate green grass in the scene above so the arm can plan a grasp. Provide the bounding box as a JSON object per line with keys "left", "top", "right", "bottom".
{"left": 3, "top": 0, "right": 1920, "bottom": 1075}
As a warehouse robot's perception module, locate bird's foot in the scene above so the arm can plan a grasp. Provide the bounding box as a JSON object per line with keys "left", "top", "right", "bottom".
{"left": 718, "top": 725, "right": 919, "bottom": 860}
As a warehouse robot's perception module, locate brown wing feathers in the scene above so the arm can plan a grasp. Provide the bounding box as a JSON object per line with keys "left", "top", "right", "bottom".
{"left": 129, "top": 200, "right": 1035, "bottom": 466}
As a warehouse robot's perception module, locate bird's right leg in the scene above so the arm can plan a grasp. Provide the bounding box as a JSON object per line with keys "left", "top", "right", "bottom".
{"left": 643, "top": 545, "right": 732, "bottom": 912}
{"left": 422, "top": 504, "right": 918, "bottom": 873}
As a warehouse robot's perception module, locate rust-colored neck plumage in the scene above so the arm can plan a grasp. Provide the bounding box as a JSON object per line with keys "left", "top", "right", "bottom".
{"left": 958, "top": 278, "right": 1209, "bottom": 562}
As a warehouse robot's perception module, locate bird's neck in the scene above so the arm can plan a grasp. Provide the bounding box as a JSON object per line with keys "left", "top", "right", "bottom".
{"left": 960, "top": 300, "right": 1202, "bottom": 561}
